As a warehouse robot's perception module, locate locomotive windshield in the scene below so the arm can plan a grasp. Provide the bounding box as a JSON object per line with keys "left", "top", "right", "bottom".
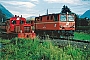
{"left": 60, "top": 15, "right": 66, "bottom": 21}
{"left": 11, "top": 20, "right": 16, "bottom": 24}
{"left": 68, "top": 15, "right": 74, "bottom": 21}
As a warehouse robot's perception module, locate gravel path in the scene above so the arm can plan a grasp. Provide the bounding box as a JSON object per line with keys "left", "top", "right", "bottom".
{"left": 50, "top": 39, "right": 90, "bottom": 49}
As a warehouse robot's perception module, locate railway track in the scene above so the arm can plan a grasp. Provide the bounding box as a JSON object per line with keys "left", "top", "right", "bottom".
{"left": 0, "top": 32, "right": 18, "bottom": 39}
{"left": 58, "top": 38, "right": 90, "bottom": 43}
{"left": 40, "top": 36, "right": 90, "bottom": 43}
{"left": 39, "top": 35, "right": 90, "bottom": 43}
{"left": 0, "top": 32, "right": 90, "bottom": 49}
{"left": 40, "top": 38, "right": 90, "bottom": 49}
{"left": 0, "top": 35, "right": 90, "bottom": 50}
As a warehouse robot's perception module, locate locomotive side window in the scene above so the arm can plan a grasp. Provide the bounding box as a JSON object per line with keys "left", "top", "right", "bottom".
{"left": 68, "top": 15, "right": 74, "bottom": 21}
{"left": 47, "top": 16, "right": 49, "bottom": 20}
{"left": 50, "top": 15, "right": 53, "bottom": 20}
{"left": 11, "top": 20, "right": 16, "bottom": 24}
{"left": 60, "top": 15, "right": 66, "bottom": 21}
{"left": 54, "top": 14, "right": 58, "bottom": 21}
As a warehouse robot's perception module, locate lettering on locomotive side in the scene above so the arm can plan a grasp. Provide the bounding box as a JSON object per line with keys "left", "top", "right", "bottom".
{"left": 54, "top": 24, "right": 57, "bottom": 27}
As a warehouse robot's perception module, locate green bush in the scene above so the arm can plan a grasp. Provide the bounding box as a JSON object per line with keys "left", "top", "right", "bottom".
{"left": 0, "top": 37, "right": 90, "bottom": 60}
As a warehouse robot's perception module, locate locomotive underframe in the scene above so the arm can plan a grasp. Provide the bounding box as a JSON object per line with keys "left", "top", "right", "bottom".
{"left": 35, "top": 30, "right": 74, "bottom": 39}
{"left": 0, "top": 33, "right": 18, "bottom": 39}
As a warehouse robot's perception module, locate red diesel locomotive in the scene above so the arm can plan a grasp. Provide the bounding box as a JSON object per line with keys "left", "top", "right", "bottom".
{"left": 35, "top": 12, "right": 75, "bottom": 39}
{"left": 0, "top": 15, "right": 36, "bottom": 39}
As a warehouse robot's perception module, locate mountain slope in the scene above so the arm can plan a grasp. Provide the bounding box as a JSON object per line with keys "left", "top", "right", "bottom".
{"left": 0, "top": 4, "right": 13, "bottom": 18}
{"left": 80, "top": 10, "right": 90, "bottom": 18}
{"left": 26, "top": 16, "right": 35, "bottom": 21}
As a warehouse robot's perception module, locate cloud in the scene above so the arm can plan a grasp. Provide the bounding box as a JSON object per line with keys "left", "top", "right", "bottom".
{"left": 44, "top": 0, "right": 89, "bottom": 5}
{"left": 0, "top": 0, "right": 89, "bottom": 18}
{"left": 30, "top": 0, "right": 39, "bottom": 4}
{"left": 44, "top": 0, "right": 77, "bottom": 3}
{"left": 10, "top": 10, "right": 21, "bottom": 16}
{"left": 10, "top": 10, "right": 37, "bottom": 18}
{"left": 0, "top": 1, "right": 37, "bottom": 18}
{"left": 1, "top": 1, "right": 36, "bottom": 8}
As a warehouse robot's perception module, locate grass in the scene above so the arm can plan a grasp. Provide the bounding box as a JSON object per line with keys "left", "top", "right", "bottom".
{"left": 74, "top": 32, "right": 90, "bottom": 41}
{"left": 0, "top": 38, "right": 10, "bottom": 44}
{"left": 0, "top": 37, "right": 90, "bottom": 60}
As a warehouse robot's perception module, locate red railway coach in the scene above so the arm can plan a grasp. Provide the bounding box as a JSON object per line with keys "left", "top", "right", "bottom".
{"left": 35, "top": 12, "right": 75, "bottom": 39}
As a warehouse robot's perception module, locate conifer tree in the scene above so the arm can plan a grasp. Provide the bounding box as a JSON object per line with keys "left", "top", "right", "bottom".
{"left": 61, "top": 5, "right": 71, "bottom": 13}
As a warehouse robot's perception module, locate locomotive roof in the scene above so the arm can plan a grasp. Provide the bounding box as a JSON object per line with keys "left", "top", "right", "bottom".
{"left": 37, "top": 12, "right": 75, "bottom": 17}
{"left": 39, "top": 13, "right": 59, "bottom": 17}
{"left": 10, "top": 16, "right": 26, "bottom": 20}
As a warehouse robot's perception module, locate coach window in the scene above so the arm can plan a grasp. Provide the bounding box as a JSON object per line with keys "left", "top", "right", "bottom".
{"left": 60, "top": 15, "right": 66, "bottom": 21}
{"left": 54, "top": 14, "right": 58, "bottom": 21}
{"left": 47, "top": 16, "right": 49, "bottom": 20}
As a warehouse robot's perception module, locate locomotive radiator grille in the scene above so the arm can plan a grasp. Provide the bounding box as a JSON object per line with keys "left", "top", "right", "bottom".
{"left": 24, "top": 26, "right": 30, "bottom": 33}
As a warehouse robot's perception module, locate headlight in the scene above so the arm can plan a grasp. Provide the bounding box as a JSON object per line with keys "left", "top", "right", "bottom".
{"left": 70, "top": 25, "right": 75, "bottom": 28}
{"left": 73, "top": 25, "right": 75, "bottom": 28}
{"left": 60, "top": 25, "right": 64, "bottom": 29}
{"left": 60, "top": 25, "right": 62, "bottom": 28}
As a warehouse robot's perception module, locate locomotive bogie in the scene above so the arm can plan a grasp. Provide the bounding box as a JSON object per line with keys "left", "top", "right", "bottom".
{"left": 35, "top": 29, "right": 74, "bottom": 39}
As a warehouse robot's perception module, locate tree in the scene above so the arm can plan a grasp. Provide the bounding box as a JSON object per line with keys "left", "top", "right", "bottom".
{"left": 61, "top": 5, "right": 71, "bottom": 13}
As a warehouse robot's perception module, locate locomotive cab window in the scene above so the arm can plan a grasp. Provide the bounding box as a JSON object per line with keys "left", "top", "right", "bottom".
{"left": 11, "top": 20, "right": 16, "bottom": 24}
{"left": 60, "top": 15, "right": 66, "bottom": 21}
{"left": 39, "top": 16, "right": 42, "bottom": 21}
{"left": 20, "top": 20, "right": 24, "bottom": 24}
{"left": 68, "top": 15, "right": 74, "bottom": 21}
{"left": 35, "top": 17, "right": 39, "bottom": 22}
{"left": 54, "top": 14, "right": 58, "bottom": 21}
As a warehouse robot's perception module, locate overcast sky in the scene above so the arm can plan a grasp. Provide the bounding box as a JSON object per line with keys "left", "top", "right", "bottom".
{"left": 0, "top": 0, "right": 90, "bottom": 18}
